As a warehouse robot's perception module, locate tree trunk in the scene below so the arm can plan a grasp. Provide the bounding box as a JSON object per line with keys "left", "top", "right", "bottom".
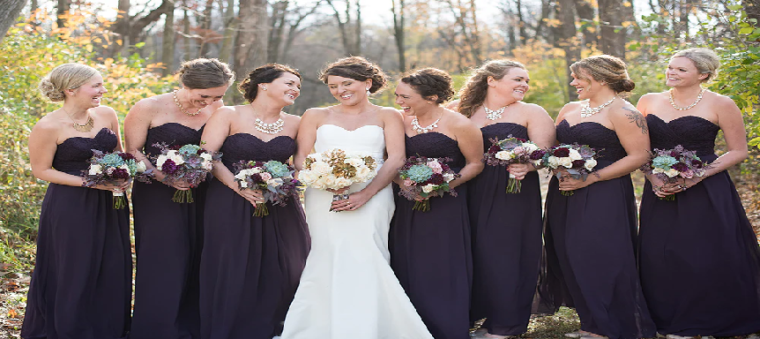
{"left": 573, "top": 0, "right": 597, "bottom": 48}
{"left": 0, "top": 0, "right": 28, "bottom": 43}
{"left": 392, "top": 0, "right": 406, "bottom": 72}
{"left": 354, "top": 0, "right": 362, "bottom": 55}
{"left": 233, "top": 0, "right": 268, "bottom": 101}
{"left": 599, "top": 0, "right": 626, "bottom": 60}
{"left": 57, "top": 0, "right": 69, "bottom": 29}
{"left": 219, "top": 0, "right": 237, "bottom": 64}
{"left": 515, "top": 0, "right": 527, "bottom": 46}
{"left": 183, "top": 1, "right": 192, "bottom": 59}
{"left": 557, "top": 0, "right": 580, "bottom": 101}
{"left": 746, "top": 0, "right": 760, "bottom": 24}
{"left": 268, "top": 1, "right": 289, "bottom": 63}
{"left": 129, "top": 0, "right": 172, "bottom": 50}
{"left": 199, "top": 0, "right": 215, "bottom": 56}
{"left": 162, "top": 2, "right": 175, "bottom": 76}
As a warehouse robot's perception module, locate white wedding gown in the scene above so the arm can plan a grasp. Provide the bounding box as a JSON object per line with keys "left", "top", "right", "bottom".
{"left": 279, "top": 124, "right": 433, "bottom": 339}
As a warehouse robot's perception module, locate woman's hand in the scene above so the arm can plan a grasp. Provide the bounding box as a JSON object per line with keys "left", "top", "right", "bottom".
{"left": 557, "top": 172, "right": 598, "bottom": 192}
{"left": 155, "top": 171, "right": 192, "bottom": 191}
{"left": 507, "top": 163, "right": 530, "bottom": 180}
{"left": 648, "top": 175, "right": 675, "bottom": 198}
{"left": 327, "top": 187, "right": 349, "bottom": 195}
{"left": 330, "top": 190, "right": 372, "bottom": 212}
{"left": 237, "top": 188, "right": 265, "bottom": 206}
{"left": 93, "top": 180, "right": 131, "bottom": 192}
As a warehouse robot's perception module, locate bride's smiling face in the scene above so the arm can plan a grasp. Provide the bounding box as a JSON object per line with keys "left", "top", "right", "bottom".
{"left": 327, "top": 75, "right": 371, "bottom": 105}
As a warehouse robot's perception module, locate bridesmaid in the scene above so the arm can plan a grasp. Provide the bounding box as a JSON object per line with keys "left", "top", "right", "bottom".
{"left": 450, "top": 60, "right": 555, "bottom": 339}
{"left": 125, "top": 58, "right": 234, "bottom": 339}
{"left": 390, "top": 68, "right": 484, "bottom": 339}
{"left": 637, "top": 48, "right": 760, "bottom": 338}
{"left": 23, "top": 63, "right": 131, "bottom": 338}
{"left": 199, "top": 64, "right": 310, "bottom": 339}
{"left": 539, "top": 55, "right": 656, "bottom": 339}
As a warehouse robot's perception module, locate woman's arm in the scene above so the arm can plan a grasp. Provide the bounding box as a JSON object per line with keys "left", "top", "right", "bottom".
{"left": 448, "top": 112, "right": 484, "bottom": 189}
{"left": 695, "top": 93, "right": 748, "bottom": 177}
{"left": 294, "top": 109, "right": 320, "bottom": 171}
{"left": 509, "top": 104, "right": 557, "bottom": 179}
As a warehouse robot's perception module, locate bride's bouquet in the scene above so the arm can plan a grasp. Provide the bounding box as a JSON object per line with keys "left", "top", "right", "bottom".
{"left": 82, "top": 150, "right": 152, "bottom": 209}
{"left": 299, "top": 148, "right": 378, "bottom": 210}
{"left": 640, "top": 145, "right": 708, "bottom": 201}
{"left": 398, "top": 156, "right": 460, "bottom": 212}
{"left": 542, "top": 143, "right": 599, "bottom": 196}
{"left": 484, "top": 136, "right": 546, "bottom": 194}
{"left": 233, "top": 160, "right": 301, "bottom": 217}
{"left": 153, "top": 142, "right": 220, "bottom": 203}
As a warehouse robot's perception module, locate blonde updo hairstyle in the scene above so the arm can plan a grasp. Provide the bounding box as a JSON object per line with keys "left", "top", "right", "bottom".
{"left": 38, "top": 63, "right": 99, "bottom": 102}
{"left": 570, "top": 55, "right": 635, "bottom": 96}
{"left": 177, "top": 58, "right": 235, "bottom": 89}
{"left": 319, "top": 56, "right": 388, "bottom": 94}
{"left": 672, "top": 48, "right": 721, "bottom": 83}
{"left": 457, "top": 59, "right": 526, "bottom": 118}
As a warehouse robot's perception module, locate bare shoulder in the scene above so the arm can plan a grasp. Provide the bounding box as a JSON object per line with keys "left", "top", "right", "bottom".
{"left": 92, "top": 105, "right": 119, "bottom": 120}
{"left": 446, "top": 99, "right": 461, "bottom": 111}
{"left": 520, "top": 102, "right": 552, "bottom": 117}
{"left": 710, "top": 91, "right": 739, "bottom": 110}
{"left": 556, "top": 101, "right": 582, "bottom": 123}
{"left": 611, "top": 101, "right": 648, "bottom": 134}
{"left": 301, "top": 107, "right": 330, "bottom": 120}
{"left": 32, "top": 114, "right": 62, "bottom": 134}
{"left": 282, "top": 112, "right": 302, "bottom": 123}
{"left": 377, "top": 106, "right": 404, "bottom": 120}
{"left": 446, "top": 108, "right": 476, "bottom": 129}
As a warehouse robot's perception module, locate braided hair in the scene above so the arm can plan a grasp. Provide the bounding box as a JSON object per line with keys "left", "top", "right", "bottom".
{"left": 570, "top": 55, "right": 635, "bottom": 95}
{"left": 400, "top": 68, "right": 455, "bottom": 104}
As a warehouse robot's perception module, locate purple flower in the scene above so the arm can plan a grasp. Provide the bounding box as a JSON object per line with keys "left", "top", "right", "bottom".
{"left": 672, "top": 162, "right": 689, "bottom": 172}
{"left": 553, "top": 147, "right": 570, "bottom": 157}
{"left": 692, "top": 160, "right": 703, "bottom": 168}
{"left": 111, "top": 168, "right": 130, "bottom": 180}
{"left": 488, "top": 145, "right": 501, "bottom": 154}
{"left": 251, "top": 173, "right": 263, "bottom": 183}
{"left": 162, "top": 159, "right": 179, "bottom": 174}
{"left": 118, "top": 152, "right": 135, "bottom": 161}
{"left": 572, "top": 160, "right": 585, "bottom": 168}
{"left": 430, "top": 173, "right": 444, "bottom": 185}
{"left": 529, "top": 150, "right": 546, "bottom": 160}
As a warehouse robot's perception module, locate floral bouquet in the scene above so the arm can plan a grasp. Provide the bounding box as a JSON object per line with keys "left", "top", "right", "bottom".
{"left": 233, "top": 160, "right": 300, "bottom": 217}
{"left": 640, "top": 145, "right": 708, "bottom": 201}
{"left": 542, "top": 143, "right": 599, "bottom": 196}
{"left": 484, "top": 136, "right": 546, "bottom": 194}
{"left": 153, "top": 142, "right": 220, "bottom": 203}
{"left": 398, "top": 156, "right": 460, "bottom": 212}
{"left": 299, "top": 148, "right": 378, "bottom": 211}
{"left": 82, "top": 150, "right": 152, "bottom": 209}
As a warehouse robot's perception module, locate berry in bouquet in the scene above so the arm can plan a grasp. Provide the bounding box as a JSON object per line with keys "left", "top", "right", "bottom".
{"left": 82, "top": 150, "right": 152, "bottom": 209}
{"left": 233, "top": 160, "right": 301, "bottom": 217}
{"left": 298, "top": 148, "right": 378, "bottom": 212}
{"left": 484, "top": 136, "right": 546, "bottom": 194}
{"left": 640, "top": 145, "right": 708, "bottom": 201}
{"left": 397, "top": 156, "right": 461, "bottom": 212}
{"left": 542, "top": 143, "right": 600, "bottom": 196}
{"left": 153, "top": 142, "right": 221, "bottom": 203}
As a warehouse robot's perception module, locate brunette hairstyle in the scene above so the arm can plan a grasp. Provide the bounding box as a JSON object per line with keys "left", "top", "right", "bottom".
{"left": 570, "top": 55, "right": 635, "bottom": 95}
{"left": 177, "top": 58, "right": 235, "bottom": 89}
{"left": 400, "top": 68, "right": 455, "bottom": 104}
{"left": 319, "top": 56, "right": 387, "bottom": 93}
{"left": 457, "top": 59, "right": 526, "bottom": 117}
{"left": 238, "top": 64, "right": 301, "bottom": 103}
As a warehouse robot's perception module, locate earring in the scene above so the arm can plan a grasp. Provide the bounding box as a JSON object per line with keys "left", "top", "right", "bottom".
{"left": 263, "top": 87, "right": 268, "bottom": 91}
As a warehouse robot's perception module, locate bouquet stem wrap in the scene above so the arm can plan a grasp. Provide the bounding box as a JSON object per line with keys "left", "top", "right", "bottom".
{"left": 113, "top": 189, "right": 127, "bottom": 209}
{"left": 172, "top": 189, "right": 194, "bottom": 203}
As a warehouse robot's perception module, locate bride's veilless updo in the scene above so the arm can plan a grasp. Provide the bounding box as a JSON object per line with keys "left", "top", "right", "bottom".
{"left": 238, "top": 64, "right": 301, "bottom": 103}
{"left": 319, "top": 56, "right": 388, "bottom": 94}
{"left": 400, "top": 68, "right": 455, "bottom": 105}
{"left": 570, "top": 55, "right": 636, "bottom": 95}
{"left": 39, "top": 63, "right": 99, "bottom": 102}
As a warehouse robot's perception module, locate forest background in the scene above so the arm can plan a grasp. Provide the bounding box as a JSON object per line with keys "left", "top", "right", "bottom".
{"left": 0, "top": 0, "right": 759, "bottom": 337}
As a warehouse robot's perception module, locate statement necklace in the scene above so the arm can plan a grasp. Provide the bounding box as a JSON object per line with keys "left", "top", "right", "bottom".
{"left": 173, "top": 90, "right": 202, "bottom": 116}
{"left": 411, "top": 114, "right": 441, "bottom": 134}
{"left": 484, "top": 104, "right": 510, "bottom": 120}
{"left": 62, "top": 107, "right": 94, "bottom": 132}
{"left": 580, "top": 96, "right": 616, "bottom": 118}
{"left": 669, "top": 88, "right": 706, "bottom": 111}
{"left": 255, "top": 114, "right": 285, "bottom": 134}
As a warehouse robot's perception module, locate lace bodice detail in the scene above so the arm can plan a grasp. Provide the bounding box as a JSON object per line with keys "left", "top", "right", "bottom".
{"left": 220, "top": 134, "right": 296, "bottom": 171}
{"left": 53, "top": 128, "right": 118, "bottom": 175}
{"left": 646, "top": 115, "right": 719, "bottom": 158}
{"left": 143, "top": 123, "right": 204, "bottom": 157}
{"left": 556, "top": 120, "right": 627, "bottom": 163}
{"left": 480, "top": 122, "right": 529, "bottom": 149}
{"left": 406, "top": 132, "right": 465, "bottom": 169}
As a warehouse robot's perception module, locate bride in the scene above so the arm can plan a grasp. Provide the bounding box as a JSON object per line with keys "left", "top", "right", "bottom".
{"left": 279, "top": 57, "right": 433, "bottom": 339}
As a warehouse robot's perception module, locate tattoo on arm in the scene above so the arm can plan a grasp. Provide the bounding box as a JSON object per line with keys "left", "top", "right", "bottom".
{"left": 623, "top": 107, "right": 648, "bottom": 135}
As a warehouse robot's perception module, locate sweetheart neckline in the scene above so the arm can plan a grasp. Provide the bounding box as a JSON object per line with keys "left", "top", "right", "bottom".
{"left": 317, "top": 124, "right": 384, "bottom": 133}
{"left": 57, "top": 128, "right": 112, "bottom": 146}
{"left": 227, "top": 133, "right": 294, "bottom": 143}
{"left": 149, "top": 122, "right": 206, "bottom": 132}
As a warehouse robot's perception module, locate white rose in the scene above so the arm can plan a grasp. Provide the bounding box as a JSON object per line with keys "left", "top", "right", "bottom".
{"left": 548, "top": 156, "right": 560, "bottom": 168}
{"left": 355, "top": 166, "right": 371, "bottom": 180}
{"left": 240, "top": 181, "right": 248, "bottom": 188}
{"left": 584, "top": 159, "right": 597, "bottom": 171}
{"left": 200, "top": 153, "right": 212, "bottom": 162}
{"left": 203, "top": 162, "right": 213, "bottom": 171}
{"left": 495, "top": 151, "right": 513, "bottom": 161}
{"left": 443, "top": 173, "right": 455, "bottom": 182}
{"left": 312, "top": 180, "right": 326, "bottom": 190}
{"left": 568, "top": 149, "right": 582, "bottom": 161}
{"left": 665, "top": 168, "right": 680, "bottom": 178}
{"left": 234, "top": 171, "right": 248, "bottom": 180}
{"left": 171, "top": 155, "right": 185, "bottom": 166}
{"left": 559, "top": 157, "right": 574, "bottom": 168}
{"left": 335, "top": 177, "right": 353, "bottom": 188}
{"left": 135, "top": 161, "right": 147, "bottom": 173}
{"left": 652, "top": 167, "right": 664, "bottom": 174}
{"left": 167, "top": 150, "right": 178, "bottom": 157}
{"left": 89, "top": 164, "right": 102, "bottom": 175}
{"left": 156, "top": 156, "right": 167, "bottom": 171}
{"left": 299, "top": 171, "right": 316, "bottom": 184}
{"left": 312, "top": 162, "right": 332, "bottom": 175}
{"left": 422, "top": 184, "right": 435, "bottom": 193}
{"left": 322, "top": 175, "right": 337, "bottom": 188}
{"left": 119, "top": 164, "right": 130, "bottom": 171}
{"left": 523, "top": 143, "right": 539, "bottom": 152}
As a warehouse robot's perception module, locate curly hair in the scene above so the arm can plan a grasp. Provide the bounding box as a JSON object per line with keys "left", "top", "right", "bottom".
{"left": 672, "top": 48, "right": 721, "bottom": 83}
{"left": 400, "top": 68, "right": 455, "bottom": 104}
{"left": 39, "top": 63, "right": 99, "bottom": 102}
{"left": 457, "top": 59, "right": 525, "bottom": 118}
{"left": 319, "top": 56, "right": 388, "bottom": 94}
{"left": 238, "top": 64, "right": 301, "bottom": 103}
{"left": 177, "top": 58, "right": 235, "bottom": 89}
{"left": 570, "top": 55, "right": 635, "bottom": 95}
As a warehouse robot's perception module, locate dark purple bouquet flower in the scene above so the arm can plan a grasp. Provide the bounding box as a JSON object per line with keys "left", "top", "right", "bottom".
{"left": 153, "top": 142, "right": 221, "bottom": 203}
{"left": 640, "top": 145, "right": 709, "bottom": 201}
{"left": 484, "top": 136, "right": 546, "bottom": 193}
{"left": 542, "top": 143, "right": 600, "bottom": 196}
{"left": 398, "top": 156, "right": 460, "bottom": 212}
{"left": 232, "top": 160, "right": 300, "bottom": 217}
{"left": 82, "top": 150, "right": 153, "bottom": 209}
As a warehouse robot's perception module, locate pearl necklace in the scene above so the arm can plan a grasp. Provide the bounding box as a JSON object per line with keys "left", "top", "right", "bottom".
{"left": 484, "top": 104, "right": 510, "bottom": 120}
{"left": 255, "top": 115, "right": 285, "bottom": 134}
{"left": 669, "top": 88, "right": 706, "bottom": 111}
{"left": 173, "top": 90, "right": 202, "bottom": 116}
{"left": 411, "top": 115, "right": 441, "bottom": 134}
{"left": 580, "top": 96, "right": 616, "bottom": 118}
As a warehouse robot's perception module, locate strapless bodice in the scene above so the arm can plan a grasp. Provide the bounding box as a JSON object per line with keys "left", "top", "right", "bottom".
{"left": 556, "top": 120, "right": 627, "bottom": 164}
{"left": 406, "top": 132, "right": 465, "bottom": 169}
{"left": 220, "top": 134, "right": 296, "bottom": 171}
{"left": 646, "top": 115, "right": 719, "bottom": 158}
{"left": 53, "top": 128, "right": 118, "bottom": 175}
{"left": 480, "top": 122, "right": 529, "bottom": 149}
{"left": 315, "top": 124, "right": 386, "bottom": 160}
{"left": 143, "top": 122, "right": 205, "bottom": 157}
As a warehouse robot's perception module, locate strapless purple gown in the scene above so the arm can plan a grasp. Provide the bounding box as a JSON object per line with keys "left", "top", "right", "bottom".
{"left": 131, "top": 123, "right": 208, "bottom": 339}
{"left": 199, "top": 134, "right": 310, "bottom": 339}
{"left": 468, "top": 123, "right": 542, "bottom": 336}
{"left": 638, "top": 115, "right": 760, "bottom": 337}
{"left": 22, "top": 128, "right": 132, "bottom": 339}
{"left": 390, "top": 132, "right": 473, "bottom": 339}
{"left": 538, "top": 121, "right": 656, "bottom": 339}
